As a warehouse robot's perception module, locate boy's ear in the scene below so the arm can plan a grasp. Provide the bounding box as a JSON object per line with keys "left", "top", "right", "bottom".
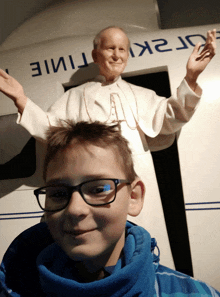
{"left": 128, "top": 177, "right": 145, "bottom": 217}
{"left": 92, "top": 49, "right": 98, "bottom": 63}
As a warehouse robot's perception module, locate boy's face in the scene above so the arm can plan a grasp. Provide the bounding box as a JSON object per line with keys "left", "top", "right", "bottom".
{"left": 45, "top": 142, "right": 142, "bottom": 267}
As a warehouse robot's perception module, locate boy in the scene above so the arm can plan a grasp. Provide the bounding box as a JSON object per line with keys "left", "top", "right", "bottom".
{"left": 0, "top": 121, "right": 219, "bottom": 296}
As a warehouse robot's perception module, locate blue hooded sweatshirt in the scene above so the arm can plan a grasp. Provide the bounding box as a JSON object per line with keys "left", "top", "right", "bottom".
{"left": 0, "top": 221, "right": 219, "bottom": 296}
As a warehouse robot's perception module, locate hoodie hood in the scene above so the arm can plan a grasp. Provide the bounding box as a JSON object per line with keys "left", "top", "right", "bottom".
{"left": 36, "top": 221, "right": 158, "bottom": 297}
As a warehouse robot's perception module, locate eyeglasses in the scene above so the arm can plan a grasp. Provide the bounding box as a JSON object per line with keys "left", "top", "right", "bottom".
{"left": 34, "top": 178, "right": 130, "bottom": 212}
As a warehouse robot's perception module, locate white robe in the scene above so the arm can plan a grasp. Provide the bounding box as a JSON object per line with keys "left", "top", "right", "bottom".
{"left": 17, "top": 75, "right": 201, "bottom": 155}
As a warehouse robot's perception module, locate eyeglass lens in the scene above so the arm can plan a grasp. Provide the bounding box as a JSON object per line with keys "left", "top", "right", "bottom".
{"left": 38, "top": 179, "right": 116, "bottom": 211}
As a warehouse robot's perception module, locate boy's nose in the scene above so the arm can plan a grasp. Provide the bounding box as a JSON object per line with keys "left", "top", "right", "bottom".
{"left": 64, "top": 191, "right": 90, "bottom": 217}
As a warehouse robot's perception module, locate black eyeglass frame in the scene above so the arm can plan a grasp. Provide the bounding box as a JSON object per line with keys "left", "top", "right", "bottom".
{"left": 34, "top": 178, "right": 131, "bottom": 212}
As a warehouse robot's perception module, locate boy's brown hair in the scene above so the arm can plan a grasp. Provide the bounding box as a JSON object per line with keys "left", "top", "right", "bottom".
{"left": 43, "top": 120, "right": 137, "bottom": 182}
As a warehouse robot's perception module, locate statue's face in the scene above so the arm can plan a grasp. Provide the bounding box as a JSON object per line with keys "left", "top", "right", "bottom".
{"left": 93, "top": 28, "right": 129, "bottom": 81}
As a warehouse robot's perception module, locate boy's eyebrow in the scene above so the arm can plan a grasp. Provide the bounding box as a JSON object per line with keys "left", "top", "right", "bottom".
{"left": 46, "top": 175, "right": 115, "bottom": 186}
{"left": 45, "top": 178, "right": 72, "bottom": 187}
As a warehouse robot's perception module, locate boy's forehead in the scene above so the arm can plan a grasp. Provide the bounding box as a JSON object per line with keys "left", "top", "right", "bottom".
{"left": 67, "top": 140, "right": 120, "bottom": 160}
{"left": 50, "top": 140, "right": 119, "bottom": 162}
{"left": 46, "top": 141, "right": 126, "bottom": 183}
{"left": 55, "top": 141, "right": 124, "bottom": 171}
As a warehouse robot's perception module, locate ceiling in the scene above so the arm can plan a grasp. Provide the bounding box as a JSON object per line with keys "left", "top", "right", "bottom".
{"left": 0, "top": 0, "right": 219, "bottom": 46}
{"left": 157, "top": 0, "right": 220, "bottom": 29}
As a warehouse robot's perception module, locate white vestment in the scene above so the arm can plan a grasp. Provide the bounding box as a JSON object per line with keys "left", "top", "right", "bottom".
{"left": 17, "top": 75, "right": 201, "bottom": 155}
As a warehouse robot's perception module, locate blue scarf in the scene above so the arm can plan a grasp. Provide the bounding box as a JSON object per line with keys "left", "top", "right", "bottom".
{"left": 36, "top": 221, "right": 157, "bottom": 297}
